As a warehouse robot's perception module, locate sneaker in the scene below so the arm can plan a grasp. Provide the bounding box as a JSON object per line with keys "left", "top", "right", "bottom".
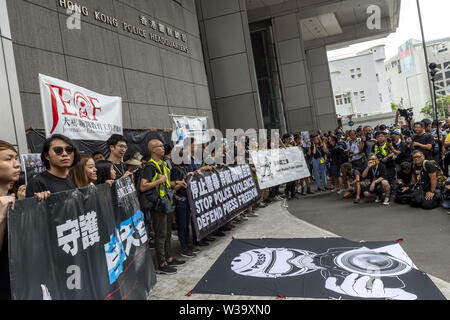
{"left": 307, "top": 189, "right": 314, "bottom": 194}
{"left": 179, "top": 248, "right": 195, "bottom": 258}
{"left": 317, "top": 187, "right": 323, "bottom": 192}
{"left": 212, "top": 230, "right": 226, "bottom": 237}
{"left": 190, "top": 246, "right": 200, "bottom": 254}
{"left": 204, "top": 235, "right": 216, "bottom": 241}
{"left": 167, "top": 258, "right": 186, "bottom": 266}
{"left": 232, "top": 218, "right": 243, "bottom": 224}
{"left": 247, "top": 211, "right": 259, "bottom": 217}
{"left": 353, "top": 198, "right": 360, "bottom": 204}
{"left": 336, "top": 189, "right": 345, "bottom": 195}
{"left": 383, "top": 197, "right": 390, "bottom": 205}
{"left": 157, "top": 265, "right": 177, "bottom": 275}
{"left": 240, "top": 214, "right": 249, "bottom": 221}
{"left": 220, "top": 225, "right": 232, "bottom": 231}
{"left": 195, "top": 240, "right": 209, "bottom": 246}
{"left": 257, "top": 202, "right": 267, "bottom": 208}
{"left": 274, "top": 195, "right": 284, "bottom": 201}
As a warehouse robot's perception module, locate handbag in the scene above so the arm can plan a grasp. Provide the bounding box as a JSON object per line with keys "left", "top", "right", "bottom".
{"left": 412, "top": 184, "right": 424, "bottom": 204}
{"left": 154, "top": 182, "right": 176, "bottom": 215}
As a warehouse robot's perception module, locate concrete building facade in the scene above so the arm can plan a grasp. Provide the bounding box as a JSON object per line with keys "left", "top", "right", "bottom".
{"left": 0, "top": 0, "right": 401, "bottom": 154}
{"left": 386, "top": 37, "right": 450, "bottom": 120}
{"left": 329, "top": 45, "right": 392, "bottom": 118}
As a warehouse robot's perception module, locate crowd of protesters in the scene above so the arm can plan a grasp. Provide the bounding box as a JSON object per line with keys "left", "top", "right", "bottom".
{"left": 3, "top": 109, "right": 450, "bottom": 299}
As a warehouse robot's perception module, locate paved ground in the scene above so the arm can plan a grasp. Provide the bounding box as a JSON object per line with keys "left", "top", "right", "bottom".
{"left": 148, "top": 196, "right": 450, "bottom": 300}
{"left": 287, "top": 191, "right": 450, "bottom": 283}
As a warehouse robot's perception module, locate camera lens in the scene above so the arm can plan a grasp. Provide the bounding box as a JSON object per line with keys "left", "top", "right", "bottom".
{"left": 335, "top": 249, "right": 411, "bottom": 277}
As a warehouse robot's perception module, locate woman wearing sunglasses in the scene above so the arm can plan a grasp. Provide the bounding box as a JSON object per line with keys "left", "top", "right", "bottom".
{"left": 25, "top": 134, "right": 80, "bottom": 199}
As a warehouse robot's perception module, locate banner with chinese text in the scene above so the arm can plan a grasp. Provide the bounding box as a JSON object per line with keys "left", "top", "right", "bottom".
{"left": 8, "top": 178, "right": 156, "bottom": 300}
{"left": 39, "top": 74, "right": 123, "bottom": 141}
{"left": 186, "top": 164, "right": 261, "bottom": 241}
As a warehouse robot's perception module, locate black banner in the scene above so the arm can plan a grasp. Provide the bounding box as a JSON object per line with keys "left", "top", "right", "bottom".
{"left": 187, "top": 164, "right": 261, "bottom": 241}
{"left": 8, "top": 177, "right": 156, "bottom": 300}
{"left": 26, "top": 128, "right": 172, "bottom": 158}
{"left": 193, "top": 238, "right": 446, "bottom": 300}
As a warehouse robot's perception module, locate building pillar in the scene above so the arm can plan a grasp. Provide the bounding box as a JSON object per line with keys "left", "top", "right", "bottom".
{"left": 0, "top": 0, "right": 27, "bottom": 155}
{"left": 196, "top": 0, "right": 263, "bottom": 132}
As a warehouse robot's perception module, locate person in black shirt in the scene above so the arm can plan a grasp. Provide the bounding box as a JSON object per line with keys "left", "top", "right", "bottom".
{"left": 26, "top": 134, "right": 80, "bottom": 199}
{"left": 390, "top": 129, "right": 411, "bottom": 168}
{"left": 341, "top": 162, "right": 361, "bottom": 203}
{"left": 411, "top": 122, "right": 434, "bottom": 160}
{"left": 106, "top": 134, "right": 133, "bottom": 180}
{"left": 361, "top": 153, "right": 391, "bottom": 204}
{"left": 410, "top": 150, "right": 440, "bottom": 210}
{"left": 327, "top": 136, "right": 346, "bottom": 193}
{"left": 171, "top": 162, "right": 195, "bottom": 258}
{"left": 0, "top": 140, "right": 22, "bottom": 300}
{"left": 394, "top": 161, "right": 414, "bottom": 205}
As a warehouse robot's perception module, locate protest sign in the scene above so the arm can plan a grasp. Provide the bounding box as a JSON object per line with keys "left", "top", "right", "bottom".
{"left": 187, "top": 164, "right": 260, "bottom": 241}
{"left": 250, "top": 147, "right": 310, "bottom": 189}
{"left": 8, "top": 178, "right": 155, "bottom": 300}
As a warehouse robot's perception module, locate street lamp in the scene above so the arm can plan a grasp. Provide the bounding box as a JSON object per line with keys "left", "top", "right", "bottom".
{"left": 429, "top": 62, "right": 441, "bottom": 141}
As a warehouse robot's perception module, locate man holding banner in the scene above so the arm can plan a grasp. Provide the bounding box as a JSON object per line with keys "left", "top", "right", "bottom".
{"left": 140, "top": 139, "right": 186, "bottom": 275}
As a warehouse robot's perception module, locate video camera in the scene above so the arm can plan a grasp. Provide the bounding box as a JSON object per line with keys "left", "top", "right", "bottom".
{"left": 398, "top": 108, "right": 414, "bottom": 122}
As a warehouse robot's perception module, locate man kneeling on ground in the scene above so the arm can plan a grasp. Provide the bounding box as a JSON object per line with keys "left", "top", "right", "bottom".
{"left": 341, "top": 163, "right": 361, "bottom": 204}
{"left": 394, "top": 162, "right": 414, "bottom": 205}
{"left": 410, "top": 150, "right": 441, "bottom": 210}
{"left": 361, "top": 153, "right": 391, "bottom": 205}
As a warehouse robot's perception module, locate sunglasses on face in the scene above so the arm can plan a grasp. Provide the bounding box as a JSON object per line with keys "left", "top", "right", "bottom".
{"left": 53, "top": 146, "right": 74, "bottom": 155}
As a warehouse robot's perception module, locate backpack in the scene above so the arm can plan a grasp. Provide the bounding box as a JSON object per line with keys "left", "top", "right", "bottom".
{"left": 422, "top": 160, "right": 446, "bottom": 186}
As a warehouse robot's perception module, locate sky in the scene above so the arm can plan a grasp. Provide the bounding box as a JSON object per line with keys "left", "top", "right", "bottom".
{"left": 327, "top": 0, "right": 450, "bottom": 61}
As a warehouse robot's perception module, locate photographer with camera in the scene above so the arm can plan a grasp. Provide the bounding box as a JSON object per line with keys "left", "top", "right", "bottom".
{"left": 395, "top": 108, "right": 413, "bottom": 131}
{"left": 362, "top": 153, "right": 391, "bottom": 205}
{"left": 394, "top": 162, "right": 414, "bottom": 205}
{"left": 410, "top": 150, "right": 442, "bottom": 210}
{"left": 411, "top": 121, "right": 434, "bottom": 160}
{"left": 361, "top": 126, "right": 377, "bottom": 158}
{"left": 373, "top": 131, "right": 396, "bottom": 185}
{"left": 422, "top": 119, "right": 442, "bottom": 166}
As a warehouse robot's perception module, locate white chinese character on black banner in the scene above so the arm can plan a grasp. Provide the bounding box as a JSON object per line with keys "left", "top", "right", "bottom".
{"left": 57, "top": 219, "right": 81, "bottom": 256}
{"left": 79, "top": 211, "right": 100, "bottom": 250}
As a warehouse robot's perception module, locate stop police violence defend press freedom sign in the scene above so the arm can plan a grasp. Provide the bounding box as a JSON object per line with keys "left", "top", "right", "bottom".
{"left": 187, "top": 164, "right": 261, "bottom": 241}
{"left": 39, "top": 74, "right": 123, "bottom": 140}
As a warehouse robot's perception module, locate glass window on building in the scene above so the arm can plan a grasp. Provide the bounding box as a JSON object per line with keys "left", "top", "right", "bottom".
{"left": 436, "top": 72, "right": 444, "bottom": 81}
{"left": 250, "top": 21, "right": 287, "bottom": 132}
{"left": 336, "top": 95, "right": 343, "bottom": 105}
{"left": 444, "top": 61, "right": 450, "bottom": 69}
{"left": 343, "top": 93, "right": 351, "bottom": 104}
{"left": 360, "top": 91, "right": 366, "bottom": 102}
{"left": 379, "top": 93, "right": 383, "bottom": 102}
{"left": 445, "top": 71, "right": 450, "bottom": 79}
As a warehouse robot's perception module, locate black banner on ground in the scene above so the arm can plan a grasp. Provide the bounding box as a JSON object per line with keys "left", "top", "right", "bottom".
{"left": 193, "top": 238, "right": 446, "bottom": 300}
{"left": 8, "top": 177, "right": 156, "bottom": 300}
{"left": 187, "top": 165, "right": 261, "bottom": 241}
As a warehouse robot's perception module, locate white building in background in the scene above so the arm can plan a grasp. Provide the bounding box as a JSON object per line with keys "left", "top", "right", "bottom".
{"left": 328, "top": 45, "right": 392, "bottom": 120}
{"left": 386, "top": 37, "right": 450, "bottom": 120}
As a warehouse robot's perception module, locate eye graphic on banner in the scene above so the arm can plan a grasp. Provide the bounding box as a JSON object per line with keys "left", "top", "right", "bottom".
{"left": 193, "top": 238, "right": 445, "bottom": 300}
